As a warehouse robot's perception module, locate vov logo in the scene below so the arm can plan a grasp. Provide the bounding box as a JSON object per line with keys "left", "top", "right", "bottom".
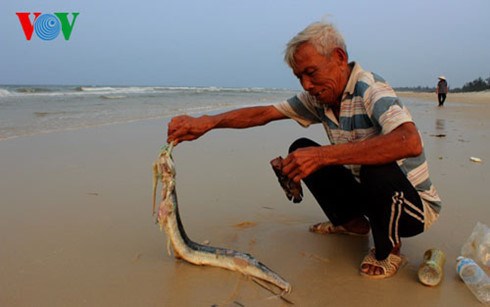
{"left": 16, "top": 12, "right": 80, "bottom": 41}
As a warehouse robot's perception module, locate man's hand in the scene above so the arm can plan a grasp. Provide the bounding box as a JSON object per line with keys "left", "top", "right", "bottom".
{"left": 167, "top": 115, "right": 212, "bottom": 145}
{"left": 281, "top": 122, "right": 422, "bottom": 183}
{"left": 282, "top": 146, "right": 324, "bottom": 183}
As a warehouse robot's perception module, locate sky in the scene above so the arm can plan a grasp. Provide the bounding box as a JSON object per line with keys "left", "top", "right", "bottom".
{"left": 1, "top": 0, "right": 489, "bottom": 89}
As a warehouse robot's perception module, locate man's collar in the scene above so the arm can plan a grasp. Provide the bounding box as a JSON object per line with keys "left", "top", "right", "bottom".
{"left": 343, "top": 62, "right": 363, "bottom": 96}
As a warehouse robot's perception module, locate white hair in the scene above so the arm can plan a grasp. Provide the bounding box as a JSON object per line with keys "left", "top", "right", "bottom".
{"left": 284, "top": 21, "right": 347, "bottom": 67}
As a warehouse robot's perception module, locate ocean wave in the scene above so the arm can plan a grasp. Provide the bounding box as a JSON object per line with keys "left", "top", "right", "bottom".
{"left": 34, "top": 111, "right": 68, "bottom": 118}
{"left": 79, "top": 86, "right": 282, "bottom": 94}
{"left": 100, "top": 95, "right": 127, "bottom": 99}
{"left": 16, "top": 87, "right": 54, "bottom": 94}
{"left": 0, "top": 89, "right": 11, "bottom": 97}
{"left": 0, "top": 84, "right": 289, "bottom": 141}
{"left": 77, "top": 86, "right": 121, "bottom": 92}
{"left": 0, "top": 85, "right": 294, "bottom": 98}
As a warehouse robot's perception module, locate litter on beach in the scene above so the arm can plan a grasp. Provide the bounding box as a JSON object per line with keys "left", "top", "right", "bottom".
{"left": 470, "top": 157, "right": 483, "bottom": 163}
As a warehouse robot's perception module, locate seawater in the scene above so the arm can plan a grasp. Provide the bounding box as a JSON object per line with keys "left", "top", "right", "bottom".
{"left": 0, "top": 85, "right": 296, "bottom": 141}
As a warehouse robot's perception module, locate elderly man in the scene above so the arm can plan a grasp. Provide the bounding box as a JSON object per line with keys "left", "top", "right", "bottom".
{"left": 167, "top": 21, "right": 441, "bottom": 279}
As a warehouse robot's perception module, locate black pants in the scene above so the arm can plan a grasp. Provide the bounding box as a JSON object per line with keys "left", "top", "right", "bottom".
{"left": 289, "top": 138, "right": 425, "bottom": 260}
{"left": 438, "top": 93, "right": 446, "bottom": 106}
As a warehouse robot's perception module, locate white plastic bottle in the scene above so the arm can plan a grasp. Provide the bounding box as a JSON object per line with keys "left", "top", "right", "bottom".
{"left": 478, "top": 232, "right": 490, "bottom": 267}
{"left": 456, "top": 256, "right": 490, "bottom": 304}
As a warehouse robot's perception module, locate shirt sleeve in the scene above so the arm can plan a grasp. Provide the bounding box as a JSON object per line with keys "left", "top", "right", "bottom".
{"left": 364, "top": 82, "right": 413, "bottom": 134}
{"left": 273, "top": 91, "right": 322, "bottom": 127}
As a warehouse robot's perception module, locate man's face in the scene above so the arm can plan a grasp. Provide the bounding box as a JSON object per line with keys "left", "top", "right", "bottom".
{"left": 292, "top": 43, "right": 348, "bottom": 106}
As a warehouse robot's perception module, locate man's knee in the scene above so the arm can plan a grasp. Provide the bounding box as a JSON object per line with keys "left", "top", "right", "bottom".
{"left": 288, "top": 137, "right": 319, "bottom": 153}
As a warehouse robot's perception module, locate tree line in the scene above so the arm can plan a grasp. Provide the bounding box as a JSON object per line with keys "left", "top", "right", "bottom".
{"left": 453, "top": 76, "right": 490, "bottom": 92}
{"left": 395, "top": 75, "right": 490, "bottom": 93}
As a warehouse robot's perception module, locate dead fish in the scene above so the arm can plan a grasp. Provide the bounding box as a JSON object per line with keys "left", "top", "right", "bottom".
{"left": 153, "top": 143, "right": 291, "bottom": 294}
{"left": 270, "top": 157, "right": 303, "bottom": 203}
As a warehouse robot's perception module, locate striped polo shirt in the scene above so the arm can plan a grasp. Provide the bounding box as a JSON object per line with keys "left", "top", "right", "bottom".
{"left": 274, "top": 62, "right": 441, "bottom": 213}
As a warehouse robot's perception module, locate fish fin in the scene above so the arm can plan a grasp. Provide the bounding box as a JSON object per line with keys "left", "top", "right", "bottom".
{"left": 251, "top": 278, "right": 293, "bottom": 303}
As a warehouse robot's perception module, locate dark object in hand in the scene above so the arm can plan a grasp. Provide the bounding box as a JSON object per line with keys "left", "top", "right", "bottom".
{"left": 270, "top": 157, "right": 303, "bottom": 203}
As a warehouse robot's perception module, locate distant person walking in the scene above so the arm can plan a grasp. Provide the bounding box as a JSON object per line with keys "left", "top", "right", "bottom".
{"left": 436, "top": 76, "right": 448, "bottom": 106}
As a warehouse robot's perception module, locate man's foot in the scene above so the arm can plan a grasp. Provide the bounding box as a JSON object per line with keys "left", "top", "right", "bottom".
{"left": 360, "top": 244, "right": 403, "bottom": 279}
{"left": 309, "top": 217, "right": 370, "bottom": 236}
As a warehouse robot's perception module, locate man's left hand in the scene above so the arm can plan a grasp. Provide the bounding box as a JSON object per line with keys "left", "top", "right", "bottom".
{"left": 282, "top": 146, "right": 324, "bottom": 183}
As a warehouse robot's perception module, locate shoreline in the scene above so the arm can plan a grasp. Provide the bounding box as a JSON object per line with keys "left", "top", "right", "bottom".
{"left": 1, "top": 90, "right": 488, "bottom": 144}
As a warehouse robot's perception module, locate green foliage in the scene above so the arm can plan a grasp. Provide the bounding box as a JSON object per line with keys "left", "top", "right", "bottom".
{"left": 451, "top": 75, "right": 490, "bottom": 92}
{"left": 459, "top": 77, "right": 489, "bottom": 92}
{"left": 396, "top": 75, "right": 490, "bottom": 93}
{"left": 394, "top": 86, "right": 434, "bottom": 93}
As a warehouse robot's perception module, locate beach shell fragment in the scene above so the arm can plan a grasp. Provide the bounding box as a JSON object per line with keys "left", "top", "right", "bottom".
{"left": 470, "top": 157, "right": 483, "bottom": 163}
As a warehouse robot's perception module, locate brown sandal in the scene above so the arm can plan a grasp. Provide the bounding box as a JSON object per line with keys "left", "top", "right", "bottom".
{"left": 360, "top": 249, "right": 404, "bottom": 279}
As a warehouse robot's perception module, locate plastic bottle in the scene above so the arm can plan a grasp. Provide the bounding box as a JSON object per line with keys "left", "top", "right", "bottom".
{"left": 477, "top": 232, "right": 490, "bottom": 267}
{"left": 418, "top": 248, "right": 445, "bottom": 286}
{"left": 456, "top": 256, "right": 490, "bottom": 304}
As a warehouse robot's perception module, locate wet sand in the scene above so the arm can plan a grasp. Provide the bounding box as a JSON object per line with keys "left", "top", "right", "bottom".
{"left": 1, "top": 92, "right": 489, "bottom": 306}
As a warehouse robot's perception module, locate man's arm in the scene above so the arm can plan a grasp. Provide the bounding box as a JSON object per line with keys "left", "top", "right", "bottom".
{"left": 282, "top": 122, "right": 422, "bottom": 182}
{"left": 167, "top": 105, "right": 287, "bottom": 145}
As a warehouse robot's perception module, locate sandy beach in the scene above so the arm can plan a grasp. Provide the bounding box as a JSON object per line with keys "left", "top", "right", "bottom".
{"left": 1, "top": 91, "right": 489, "bottom": 306}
